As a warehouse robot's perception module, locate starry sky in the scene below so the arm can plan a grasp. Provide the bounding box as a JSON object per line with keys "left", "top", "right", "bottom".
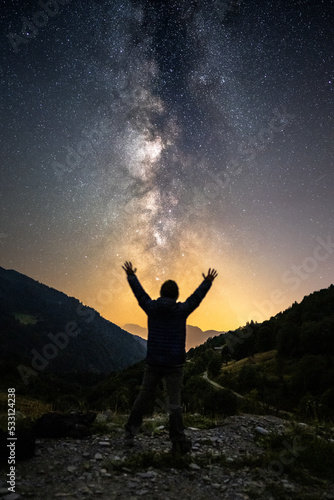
{"left": 1, "top": 0, "right": 333, "bottom": 334}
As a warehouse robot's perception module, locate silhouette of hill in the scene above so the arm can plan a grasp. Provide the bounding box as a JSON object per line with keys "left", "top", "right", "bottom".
{"left": 188, "top": 284, "right": 334, "bottom": 360}
{"left": 123, "top": 323, "right": 148, "bottom": 340}
{"left": 185, "top": 285, "right": 334, "bottom": 419}
{"left": 0, "top": 267, "right": 147, "bottom": 381}
{"left": 186, "top": 326, "right": 226, "bottom": 350}
{"left": 123, "top": 323, "right": 225, "bottom": 350}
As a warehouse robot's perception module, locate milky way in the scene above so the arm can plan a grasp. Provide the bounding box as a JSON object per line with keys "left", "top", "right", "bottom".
{"left": 0, "top": 0, "right": 333, "bottom": 331}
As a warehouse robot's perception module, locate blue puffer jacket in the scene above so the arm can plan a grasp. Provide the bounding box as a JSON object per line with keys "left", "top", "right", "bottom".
{"left": 127, "top": 274, "right": 212, "bottom": 366}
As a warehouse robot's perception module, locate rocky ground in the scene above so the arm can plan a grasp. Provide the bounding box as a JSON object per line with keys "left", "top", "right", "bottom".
{"left": 1, "top": 414, "right": 333, "bottom": 500}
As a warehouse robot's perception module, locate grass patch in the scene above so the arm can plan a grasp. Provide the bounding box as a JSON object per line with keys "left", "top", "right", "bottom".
{"left": 90, "top": 421, "right": 123, "bottom": 436}
{"left": 292, "top": 432, "right": 334, "bottom": 480}
{"left": 141, "top": 416, "right": 168, "bottom": 434}
{"left": 14, "top": 313, "right": 39, "bottom": 325}
{"left": 221, "top": 350, "right": 277, "bottom": 375}
{"left": 91, "top": 413, "right": 169, "bottom": 436}
{"left": 183, "top": 413, "right": 220, "bottom": 429}
{"left": 90, "top": 412, "right": 128, "bottom": 435}
{"left": 254, "top": 424, "right": 334, "bottom": 482}
{"left": 0, "top": 392, "right": 52, "bottom": 426}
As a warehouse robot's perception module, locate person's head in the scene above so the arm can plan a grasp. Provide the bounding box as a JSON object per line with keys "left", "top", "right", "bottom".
{"left": 160, "top": 280, "right": 179, "bottom": 300}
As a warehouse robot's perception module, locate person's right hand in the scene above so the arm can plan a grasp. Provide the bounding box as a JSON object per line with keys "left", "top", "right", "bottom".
{"left": 122, "top": 261, "right": 137, "bottom": 275}
{"left": 202, "top": 268, "right": 218, "bottom": 282}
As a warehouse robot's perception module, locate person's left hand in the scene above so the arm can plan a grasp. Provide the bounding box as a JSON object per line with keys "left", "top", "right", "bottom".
{"left": 202, "top": 268, "right": 218, "bottom": 282}
{"left": 122, "top": 261, "right": 137, "bottom": 275}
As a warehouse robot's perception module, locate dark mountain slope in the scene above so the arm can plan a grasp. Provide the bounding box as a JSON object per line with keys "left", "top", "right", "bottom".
{"left": 0, "top": 267, "right": 147, "bottom": 378}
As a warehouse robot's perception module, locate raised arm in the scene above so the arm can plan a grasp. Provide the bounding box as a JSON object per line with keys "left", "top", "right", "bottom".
{"left": 122, "top": 262, "right": 152, "bottom": 314}
{"left": 181, "top": 268, "right": 218, "bottom": 315}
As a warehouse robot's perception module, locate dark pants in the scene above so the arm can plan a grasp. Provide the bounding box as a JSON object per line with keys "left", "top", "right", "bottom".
{"left": 125, "top": 363, "right": 187, "bottom": 444}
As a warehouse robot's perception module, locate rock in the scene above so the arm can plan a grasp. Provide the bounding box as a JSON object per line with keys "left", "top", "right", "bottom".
{"left": 255, "top": 426, "right": 269, "bottom": 435}
{"left": 122, "top": 467, "right": 132, "bottom": 473}
{"left": 3, "top": 494, "right": 22, "bottom": 500}
{"left": 136, "top": 471, "right": 158, "bottom": 479}
{"left": 78, "top": 486, "right": 93, "bottom": 494}
{"left": 189, "top": 463, "right": 201, "bottom": 470}
{"left": 54, "top": 494, "right": 76, "bottom": 498}
{"left": 136, "top": 490, "right": 150, "bottom": 496}
{"left": 105, "top": 410, "right": 113, "bottom": 420}
{"left": 281, "top": 479, "right": 296, "bottom": 492}
{"left": 94, "top": 453, "right": 103, "bottom": 460}
{"left": 126, "top": 481, "right": 139, "bottom": 488}
{"left": 66, "top": 465, "right": 77, "bottom": 473}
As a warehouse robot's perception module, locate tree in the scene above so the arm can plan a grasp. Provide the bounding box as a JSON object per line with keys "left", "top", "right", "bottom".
{"left": 237, "top": 364, "right": 260, "bottom": 393}
{"left": 208, "top": 352, "right": 222, "bottom": 378}
{"left": 277, "top": 322, "right": 300, "bottom": 358}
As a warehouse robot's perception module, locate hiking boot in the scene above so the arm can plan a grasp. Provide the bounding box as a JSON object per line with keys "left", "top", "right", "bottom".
{"left": 172, "top": 439, "right": 192, "bottom": 455}
{"left": 123, "top": 431, "right": 134, "bottom": 447}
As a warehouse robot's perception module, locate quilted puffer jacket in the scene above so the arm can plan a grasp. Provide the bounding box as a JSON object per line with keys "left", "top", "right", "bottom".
{"left": 127, "top": 274, "right": 212, "bottom": 366}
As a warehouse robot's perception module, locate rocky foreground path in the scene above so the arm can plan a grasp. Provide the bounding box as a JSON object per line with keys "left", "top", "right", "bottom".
{"left": 1, "top": 414, "right": 333, "bottom": 500}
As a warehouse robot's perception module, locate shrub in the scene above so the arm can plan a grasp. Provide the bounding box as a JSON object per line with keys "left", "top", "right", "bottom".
{"left": 237, "top": 364, "right": 260, "bottom": 392}
{"left": 203, "top": 388, "right": 238, "bottom": 417}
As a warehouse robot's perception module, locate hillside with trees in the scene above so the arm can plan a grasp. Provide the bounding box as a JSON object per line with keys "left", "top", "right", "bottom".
{"left": 0, "top": 267, "right": 147, "bottom": 385}
{"left": 186, "top": 284, "right": 334, "bottom": 421}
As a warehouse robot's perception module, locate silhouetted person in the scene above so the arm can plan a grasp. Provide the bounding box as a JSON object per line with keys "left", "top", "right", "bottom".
{"left": 122, "top": 261, "right": 218, "bottom": 454}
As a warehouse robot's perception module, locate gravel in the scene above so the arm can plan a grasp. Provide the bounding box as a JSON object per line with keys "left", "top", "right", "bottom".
{"left": 1, "top": 414, "right": 334, "bottom": 500}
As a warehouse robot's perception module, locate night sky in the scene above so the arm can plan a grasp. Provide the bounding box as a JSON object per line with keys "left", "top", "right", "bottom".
{"left": 1, "top": 0, "right": 333, "bottom": 333}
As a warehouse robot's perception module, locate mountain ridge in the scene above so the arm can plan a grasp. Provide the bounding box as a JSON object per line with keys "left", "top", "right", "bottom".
{"left": 0, "top": 266, "right": 147, "bottom": 381}
{"left": 123, "top": 323, "right": 226, "bottom": 350}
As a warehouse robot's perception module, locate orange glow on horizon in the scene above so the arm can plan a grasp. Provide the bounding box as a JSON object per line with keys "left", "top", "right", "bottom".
{"left": 68, "top": 250, "right": 331, "bottom": 339}
{"left": 26, "top": 225, "right": 333, "bottom": 346}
